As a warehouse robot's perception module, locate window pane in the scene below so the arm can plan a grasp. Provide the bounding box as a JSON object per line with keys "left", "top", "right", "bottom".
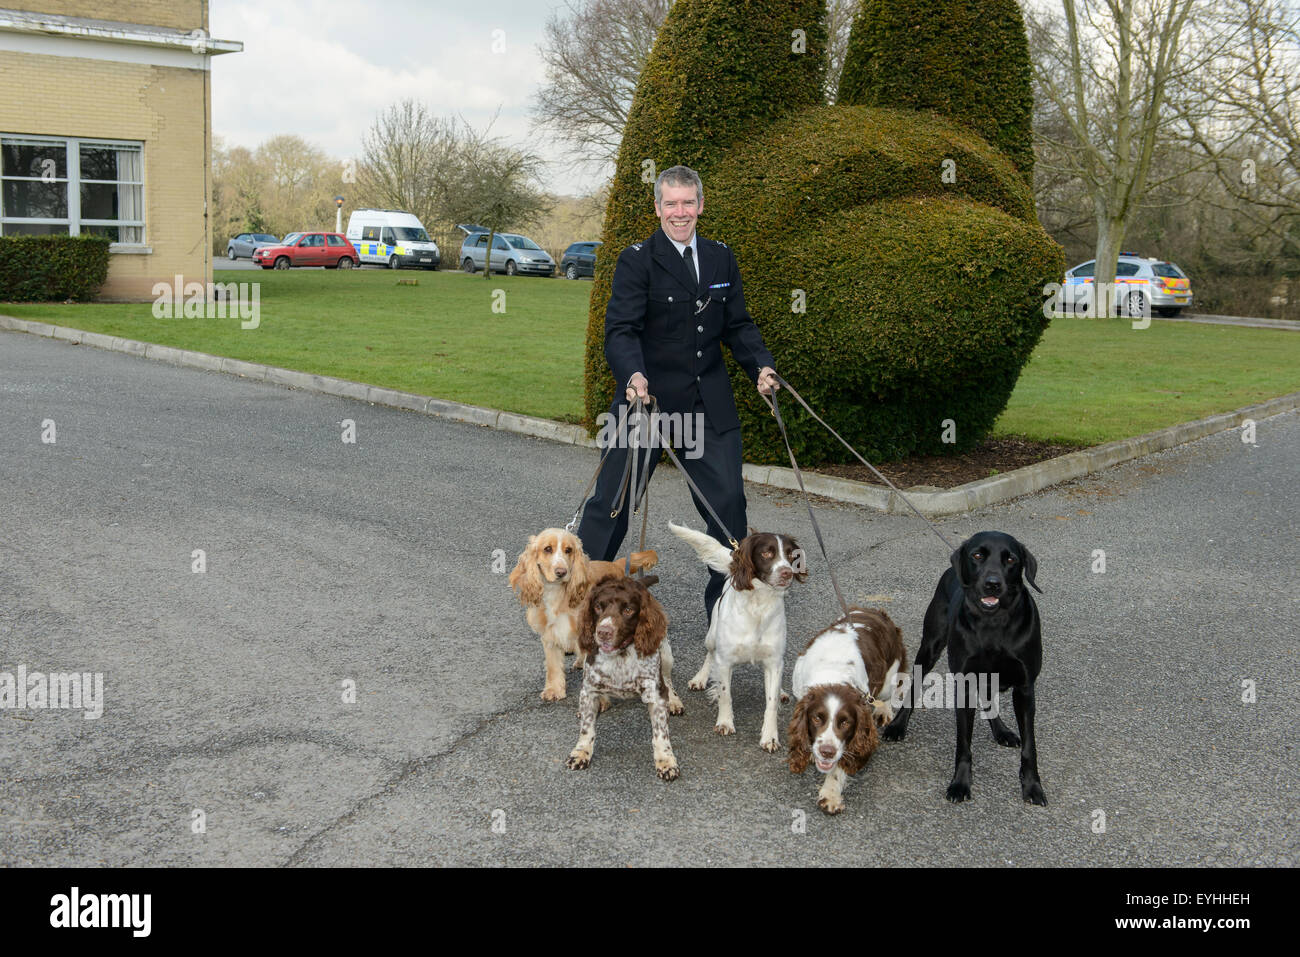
{"left": 80, "top": 146, "right": 118, "bottom": 181}
{"left": 1, "top": 221, "right": 70, "bottom": 236}
{"left": 327, "top": 234, "right": 346, "bottom": 246}
{"left": 2, "top": 179, "right": 68, "bottom": 217}
{"left": 1116, "top": 262, "right": 1139, "bottom": 277}
{"left": 81, "top": 182, "right": 119, "bottom": 218}
{"left": 2, "top": 141, "right": 66, "bottom": 178}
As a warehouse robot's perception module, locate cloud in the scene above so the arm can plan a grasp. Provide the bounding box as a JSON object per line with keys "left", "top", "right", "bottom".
{"left": 210, "top": 0, "right": 604, "bottom": 193}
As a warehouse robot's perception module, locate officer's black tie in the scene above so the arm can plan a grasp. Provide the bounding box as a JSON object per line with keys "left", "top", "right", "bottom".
{"left": 683, "top": 245, "right": 698, "bottom": 291}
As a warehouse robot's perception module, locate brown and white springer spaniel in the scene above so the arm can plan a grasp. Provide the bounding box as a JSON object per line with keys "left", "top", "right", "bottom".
{"left": 788, "top": 608, "right": 908, "bottom": 814}
{"left": 509, "top": 528, "right": 657, "bottom": 700}
{"left": 565, "top": 577, "right": 684, "bottom": 781}
{"left": 670, "top": 523, "right": 806, "bottom": 751}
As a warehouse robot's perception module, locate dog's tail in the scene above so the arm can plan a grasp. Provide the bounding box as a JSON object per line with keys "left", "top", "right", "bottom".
{"left": 669, "top": 522, "right": 733, "bottom": 574}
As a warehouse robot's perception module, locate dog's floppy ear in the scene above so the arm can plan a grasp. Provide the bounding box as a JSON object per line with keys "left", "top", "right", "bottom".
{"left": 508, "top": 536, "right": 542, "bottom": 605}
{"left": 632, "top": 586, "right": 668, "bottom": 657}
{"left": 950, "top": 542, "right": 970, "bottom": 586}
{"left": 731, "top": 537, "right": 758, "bottom": 591}
{"left": 838, "top": 694, "right": 880, "bottom": 776}
{"left": 788, "top": 537, "right": 809, "bottom": 583}
{"left": 1019, "top": 541, "right": 1042, "bottom": 593}
{"left": 787, "top": 698, "right": 812, "bottom": 775}
{"left": 566, "top": 547, "right": 591, "bottom": 609}
{"left": 576, "top": 588, "right": 599, "bottom": 657}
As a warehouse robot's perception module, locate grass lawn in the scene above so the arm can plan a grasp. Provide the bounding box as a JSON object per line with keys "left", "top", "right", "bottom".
{"left": 3, "top": 268, "right": 1298, "bottom": 445}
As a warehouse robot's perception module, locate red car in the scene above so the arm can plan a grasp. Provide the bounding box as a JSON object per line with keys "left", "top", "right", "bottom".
{"left": 254, "top": 231, "right": 358, "bottom": 270}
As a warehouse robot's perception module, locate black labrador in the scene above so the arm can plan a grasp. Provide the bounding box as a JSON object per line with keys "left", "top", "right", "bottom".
{"left": 883, "top": 531, "right": 1047, "bottom": 805}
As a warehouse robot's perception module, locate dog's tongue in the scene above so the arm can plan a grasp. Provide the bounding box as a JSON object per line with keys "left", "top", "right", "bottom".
{"left": 981, "top": 596, "right": 999, "bottom": 608}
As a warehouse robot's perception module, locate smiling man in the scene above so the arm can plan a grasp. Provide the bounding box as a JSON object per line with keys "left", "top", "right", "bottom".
{"left": 577, "top": 165, "right": 779, "bottom": 622}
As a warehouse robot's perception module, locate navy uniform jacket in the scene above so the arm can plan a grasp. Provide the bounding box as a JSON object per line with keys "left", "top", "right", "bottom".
{"left": 604, "top": 227, "right": 775, "bottom": 433}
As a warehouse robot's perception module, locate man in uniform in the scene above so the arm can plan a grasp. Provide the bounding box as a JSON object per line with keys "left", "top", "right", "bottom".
{"left": 577, "top": 165, "right": 779, "bottom": 621}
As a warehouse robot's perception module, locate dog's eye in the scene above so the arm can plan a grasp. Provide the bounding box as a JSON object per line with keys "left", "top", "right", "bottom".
{"left": 837, "top": 715, "right": 849, "bottom": 728}
{"left": 565, "top": 546, "right": 574, "bottom": 554}
{"left": 972, "top": 550, "right": 985, "bottom": 561}
{"left": 622, "top": 606, "right": 634, "bottom": 617}
{"left": 544, "top": 545, "right": 553, "bottom": 554}
{"left": 1005, "top": 555, "right": 1016, "bottom": 565}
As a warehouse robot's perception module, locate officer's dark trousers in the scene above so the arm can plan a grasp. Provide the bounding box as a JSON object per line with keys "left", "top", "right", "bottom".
{"left": 576, "top": 396, "right": 747, "bottom": 624}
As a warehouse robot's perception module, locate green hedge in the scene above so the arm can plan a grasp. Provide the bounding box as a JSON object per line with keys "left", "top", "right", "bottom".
{"left": 0, "top": 235, "right": 111, "bottom": 302}
{"left": 584, "top": 0, "right": 1058, "bottom": 465}
{"left": 703, "top": 105, "right": 1060, "bottom": 463}
{"left": 837, "top": 0, "right": 1035, "bottom": 183}
{"left": 727, "top": 196, "right": 1062, "bottom": 463}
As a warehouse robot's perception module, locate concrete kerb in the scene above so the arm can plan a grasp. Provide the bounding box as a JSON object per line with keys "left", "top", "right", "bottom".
{"left": 2, "top": 313, "right": 1294, "bottom": 515}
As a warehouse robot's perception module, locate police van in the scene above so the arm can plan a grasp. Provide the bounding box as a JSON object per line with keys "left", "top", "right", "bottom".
{"left": 346, "top": 209, "right": 440, "bottom": 269}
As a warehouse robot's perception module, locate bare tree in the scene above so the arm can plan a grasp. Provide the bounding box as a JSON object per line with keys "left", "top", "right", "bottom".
{"left": 1027, "top": 0, "right": 1211, "bottom": 299}
{"left": 532, "top": 0, "right": 861, "bottom": 169}
{"left": 444, "top": 123, "right": 553, "bottom": 279}
{"left": 532, "top": 0, "right": 673, "bottom": 169}
{"left": 355, "top": 100, "right": 464, "bottom": 228}
{"left": 1173, "top": 0, "right": 1300, "bottom": 262}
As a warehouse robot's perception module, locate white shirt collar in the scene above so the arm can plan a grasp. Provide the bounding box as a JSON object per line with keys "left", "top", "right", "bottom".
{"left": 665, "top": 232, "right": 698, "bottom": 262}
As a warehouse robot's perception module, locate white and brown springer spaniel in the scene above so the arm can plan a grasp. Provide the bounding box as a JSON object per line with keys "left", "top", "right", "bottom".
{"left": 509, "top": 528, "right": 657, "bottom": 700}
{"left": 566, "top": 577, "right": 684, "bottom": 780}
{"left": 669, "top": 522, "right": 806, "bottom": 751}
{"left": 788, "top": 607, "right": 909, "bottom": 815}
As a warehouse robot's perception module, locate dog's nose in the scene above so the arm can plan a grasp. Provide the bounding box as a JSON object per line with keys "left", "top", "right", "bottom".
{"left": 818, "top": 744, "right": 837, "bottom": 759}
{"left": 555, "top": 565, "right": 568, "bottom": 578}
{"left": 983, "top": 577, "right": 1002, "bottom": 594}
{"left": 777, "top": 568, "right": 793, "bottom": 583}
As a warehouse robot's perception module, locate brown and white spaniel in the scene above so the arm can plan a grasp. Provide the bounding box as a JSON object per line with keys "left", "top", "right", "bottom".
{"left": 788, "top": 608, "right": 908, "bottom": 814}
{"left": 565, "top": 577, "right": 684, "bottom": 780}
{"left": 670, "top": 523, "right": 806, "bottom": 750}
{"left": 509, "top": 528, "right": 657, "bottom": 700}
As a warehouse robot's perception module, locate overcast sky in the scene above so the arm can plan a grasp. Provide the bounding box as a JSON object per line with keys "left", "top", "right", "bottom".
{"left": 209, "top": 0, "right": 606, "bottom": 195}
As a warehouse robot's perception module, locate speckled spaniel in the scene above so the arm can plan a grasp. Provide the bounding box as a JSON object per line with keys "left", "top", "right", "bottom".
{"left": 565, "top": 577, "right": 684, "bottom": 781}
{"left": 788, "top": 608, "right": 908, "bottom": 815}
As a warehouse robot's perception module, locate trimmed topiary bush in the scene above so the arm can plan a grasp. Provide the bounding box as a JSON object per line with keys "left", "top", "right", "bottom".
{"left": 0, "top": 234, "right": 111, "bottom": 302}
{"left": 837, "top": 0, "right": 1036, "bottom": 183}
{"left": 584, "top": 0, "right": 1061, "bottom": 465}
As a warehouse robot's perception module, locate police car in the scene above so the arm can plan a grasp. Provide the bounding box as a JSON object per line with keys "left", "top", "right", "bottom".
{"left": 1063, "top": 253, "right": 1193, "bottom": 317}
{"left": 345, "top": 209, "right": 440, "bottom": 270}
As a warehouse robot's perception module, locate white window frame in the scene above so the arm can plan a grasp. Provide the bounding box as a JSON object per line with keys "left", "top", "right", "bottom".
{"left": 0, "top": 133, "right": 145, "bottom": 247}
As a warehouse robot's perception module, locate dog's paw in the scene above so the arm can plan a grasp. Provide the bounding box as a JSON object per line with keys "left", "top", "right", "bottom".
{"left": 566, "top": 750, "right": 591, "bottom": 771}
{"left": 541, "top": 687, "right": 566, "bottom": 702}
{"left": 656, "top": 759, "right": 679, "bottom": 782}
{"left": 780, "top": 689, "right": 790, "bottom": 704}
{"left": 881, "top": 721, "right": 907, "bottom": 742}
{"left": 714, "top": 722, "right": 735, "bottom": 736}
{"left": 687, "top": 677, "right": 708, "bottom": 691}
{"left": 760, "top": 735, "right": 780, "bottom": 753}
{"left": 817, "top": 794, "right": 844, "bottom": 815}
{"left": 945, "top": 779, "right": 972, "bottom": 803}
{"left": 597, "top": 695, "right": 612, "bottom": 714}
{"left": 1021, "top": 778, "right": 1048, "bottom": 806}
{"left": 667, "top": 694, "right": 685, "bottom": 716}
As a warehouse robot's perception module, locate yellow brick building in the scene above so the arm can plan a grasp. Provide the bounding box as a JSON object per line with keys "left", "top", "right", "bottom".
{"left": 0, "top": 2, "right": 240, "bottom": 299}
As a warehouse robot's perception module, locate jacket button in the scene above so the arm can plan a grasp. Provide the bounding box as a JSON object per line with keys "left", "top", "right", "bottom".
{"left": 668, "top": 296, "right": 673, "bottom": 302}
{"left": 697, "top": 325, "right": 703, "bottom": 332}
{"left": 696, "top": 350, "right": 703, "bottom": 358}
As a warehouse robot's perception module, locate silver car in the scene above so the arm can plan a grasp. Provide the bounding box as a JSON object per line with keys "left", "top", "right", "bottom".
{"left": 226, "top": 233, "right": 279, "bottom": 260}
{"left": 1063, "top": 255, "right": 1193, "bottom": 317}
{"left": 459, "top": 232, "right": 555, "bottom": 276}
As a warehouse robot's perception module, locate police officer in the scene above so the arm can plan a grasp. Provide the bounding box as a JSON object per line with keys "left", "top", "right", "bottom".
{"left": 577, "top": 165, "right": 779, "bottom": 622}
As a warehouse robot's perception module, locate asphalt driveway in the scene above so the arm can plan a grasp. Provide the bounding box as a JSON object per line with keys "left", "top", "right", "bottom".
{"left": 0, "top": 329, "right": 1295, "bottom": 866}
